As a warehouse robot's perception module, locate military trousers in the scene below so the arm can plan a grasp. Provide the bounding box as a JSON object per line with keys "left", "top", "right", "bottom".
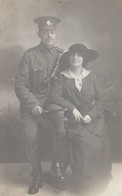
{"left": 46, "top": 104, "right": 69, "bottom": 172}
{"left": 21, "top": 105, "right": 69, "bottom": 179}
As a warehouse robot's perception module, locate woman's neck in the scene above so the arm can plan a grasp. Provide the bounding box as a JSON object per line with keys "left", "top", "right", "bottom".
{"left": 69, "top": 66, "right": 83, "bottom": 76}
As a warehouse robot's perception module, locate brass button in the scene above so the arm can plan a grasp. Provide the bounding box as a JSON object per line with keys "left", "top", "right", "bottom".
{"left": 49, "top": 64, "right": 52, "bottom": 67}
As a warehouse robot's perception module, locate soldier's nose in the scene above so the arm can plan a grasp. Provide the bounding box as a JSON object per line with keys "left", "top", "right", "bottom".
{"left": 48, "top": 32, "right": 52, "bottom": 37}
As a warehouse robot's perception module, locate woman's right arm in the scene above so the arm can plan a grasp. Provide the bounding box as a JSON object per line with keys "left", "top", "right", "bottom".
{"left": 49, "top": 75, "right": 84, "bottom": 121}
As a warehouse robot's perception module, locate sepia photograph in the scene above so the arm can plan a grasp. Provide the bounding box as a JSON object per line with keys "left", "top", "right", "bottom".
{"left": 0, "top": 0, "right": 122, "bottom": 195}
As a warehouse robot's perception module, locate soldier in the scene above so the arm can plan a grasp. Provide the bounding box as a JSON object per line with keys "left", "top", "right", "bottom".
{"left": 15, "top": 16, "right": 65, "bottom": 194}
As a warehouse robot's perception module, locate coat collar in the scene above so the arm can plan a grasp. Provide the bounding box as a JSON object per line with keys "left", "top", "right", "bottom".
{"left": 60, "top": 68, "right": 91, "bottom": 79}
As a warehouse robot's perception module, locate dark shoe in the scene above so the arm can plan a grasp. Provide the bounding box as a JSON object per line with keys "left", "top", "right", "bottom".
{"left": 28, "top": 178, "right": 43, "bottom": 194}
{"left": 51, "top": 162, "right": 65, "bottom": 181}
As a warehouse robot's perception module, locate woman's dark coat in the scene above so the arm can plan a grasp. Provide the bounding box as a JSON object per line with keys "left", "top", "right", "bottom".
{"left": 49, "top": 70, "right": 112, "bottom": 188}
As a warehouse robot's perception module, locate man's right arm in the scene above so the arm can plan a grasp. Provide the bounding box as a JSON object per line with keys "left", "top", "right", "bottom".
{"left": 48, "top": 75, "right": 75, "bottom": 112}
{"left": 15, "top": 52, "right": 40, "bottom": 113}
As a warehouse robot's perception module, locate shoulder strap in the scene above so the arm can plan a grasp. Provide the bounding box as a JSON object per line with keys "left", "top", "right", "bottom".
{"left": 55, "top": 46, "right": 64, "bottom": 54}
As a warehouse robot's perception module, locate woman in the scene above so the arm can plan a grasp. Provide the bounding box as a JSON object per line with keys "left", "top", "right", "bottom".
{"left": 48, "top": 43, "right": 112, "bottom": 194}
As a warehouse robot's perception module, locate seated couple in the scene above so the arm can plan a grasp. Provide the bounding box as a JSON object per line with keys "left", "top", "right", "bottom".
{"left": 15, "top": 42, "right": 112, "bottom": 195}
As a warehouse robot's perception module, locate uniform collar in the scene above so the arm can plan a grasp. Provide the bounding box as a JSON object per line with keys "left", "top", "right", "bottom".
{"left": 61, "top": 68, "right": 91, "bottom": 79}
{"left": 39, "top": 42, "right": 54, "bottom": 54}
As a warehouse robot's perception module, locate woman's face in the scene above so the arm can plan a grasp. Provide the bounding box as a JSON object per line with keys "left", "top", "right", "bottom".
{"left": 69, "top": 52, "right": 83, "bottom": 68}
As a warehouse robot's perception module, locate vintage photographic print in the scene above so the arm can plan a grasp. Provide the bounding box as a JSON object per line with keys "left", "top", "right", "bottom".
{"left": 0, "top": 0, "right": 122, "bottom": 195}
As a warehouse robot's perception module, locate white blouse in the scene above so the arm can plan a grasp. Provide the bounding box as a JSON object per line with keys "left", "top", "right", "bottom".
{"left": 61, "top": 68, "right": 91, "bottom": 92}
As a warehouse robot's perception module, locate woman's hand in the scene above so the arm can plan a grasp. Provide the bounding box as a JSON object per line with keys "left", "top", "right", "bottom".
{"left": 72, "top": 108, "right": 84, "bottom": 122}
{"left": 83, "top": 115, "right": 92, "bottom": 124}
{"left": 32, "top": 105, "right": 43, "bottom": 116}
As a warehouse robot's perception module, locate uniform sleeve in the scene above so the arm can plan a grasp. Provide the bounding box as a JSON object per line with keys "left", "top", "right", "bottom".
{"left": 49, "top": 75, "right": 75, "bottom": 112}
{"left": 15, "top": 52, "right": 40, "bottom": 112}
{"left": 88, "top": 74, "right": 106, "bottom": 120}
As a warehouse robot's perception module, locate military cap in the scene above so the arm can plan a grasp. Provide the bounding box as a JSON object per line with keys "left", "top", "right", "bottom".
{"left": 34, "top": 16, "right": 61, "bottom": 29}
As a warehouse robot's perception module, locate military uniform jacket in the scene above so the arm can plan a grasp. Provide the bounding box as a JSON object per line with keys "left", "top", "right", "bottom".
{"left": 15, "top": 43, "right": 63, "bottom": 113}
{"left": 48, "top": 69, "right": 108, "bottom": 137}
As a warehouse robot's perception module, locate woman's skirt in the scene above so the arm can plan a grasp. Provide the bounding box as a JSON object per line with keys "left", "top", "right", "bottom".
{"left": 66, "top": 116, "right": 112, "bottom": 192}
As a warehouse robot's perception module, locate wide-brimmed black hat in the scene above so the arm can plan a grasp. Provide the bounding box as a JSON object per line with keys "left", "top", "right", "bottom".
{"left": 59, "top": 44, "right": 99, "bottom": 71}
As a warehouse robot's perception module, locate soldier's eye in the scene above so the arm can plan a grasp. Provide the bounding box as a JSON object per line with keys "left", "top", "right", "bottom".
{"left": 41, "top": 30, "right": 47, "bottom": 34}
{"left": 51, "top": 30, "right": 55, "bottom": 34}
{"left": 77, "top": 54, "right": 82, "bottom": 57}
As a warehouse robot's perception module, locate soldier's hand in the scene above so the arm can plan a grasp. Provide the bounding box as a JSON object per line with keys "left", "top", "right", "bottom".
{"left": 83, "top": 115, "right": 92, "bottom": 124}
{"left": 72, "top": 108, "right": 84, "bottom": 122}
{"left": 32, "top": 105, "right": 43, "bottom": 116}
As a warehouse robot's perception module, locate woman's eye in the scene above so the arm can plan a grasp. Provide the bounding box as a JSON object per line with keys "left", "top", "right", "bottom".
{"left": 77, "top": 53, "right": 82, "bottom": 57}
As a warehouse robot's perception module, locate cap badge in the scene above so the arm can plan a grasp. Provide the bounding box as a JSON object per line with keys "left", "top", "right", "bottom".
{"left": 46, "top": 20, "right": 52, "bottom": 25}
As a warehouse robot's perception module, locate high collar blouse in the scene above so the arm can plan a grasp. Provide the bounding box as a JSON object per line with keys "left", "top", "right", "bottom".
{"left": 60, "top": 68, "right": 91, "bottom": 92}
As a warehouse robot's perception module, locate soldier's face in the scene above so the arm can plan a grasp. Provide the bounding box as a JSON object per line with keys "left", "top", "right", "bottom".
{"left": 39, "top": 28, "right": 56, "bottom": 48}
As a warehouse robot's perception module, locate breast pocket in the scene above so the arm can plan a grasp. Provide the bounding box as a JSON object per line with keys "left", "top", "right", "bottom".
{"left": 30, "top": 67, "right": 45, "bottom": 87}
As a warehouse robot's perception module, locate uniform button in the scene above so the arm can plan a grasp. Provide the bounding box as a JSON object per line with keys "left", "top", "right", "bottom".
{"left": 49, "top": 64, "right": 52, "bottom": 67}
{"left": 48, "top": 53, "right": 51, "bottom": 57}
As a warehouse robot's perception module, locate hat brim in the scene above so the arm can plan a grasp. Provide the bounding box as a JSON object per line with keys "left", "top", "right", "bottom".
{"left": 84, "top": 49, "right": 99, "bottom": 62}
{"left": 59, "top": 52, "right": 69, "bottom": 72}
{"left": 39, "top": 24, "right": 57, "bottom": 30}
{"left": 59, "top": 49, "right": 99, "bottom": 71}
